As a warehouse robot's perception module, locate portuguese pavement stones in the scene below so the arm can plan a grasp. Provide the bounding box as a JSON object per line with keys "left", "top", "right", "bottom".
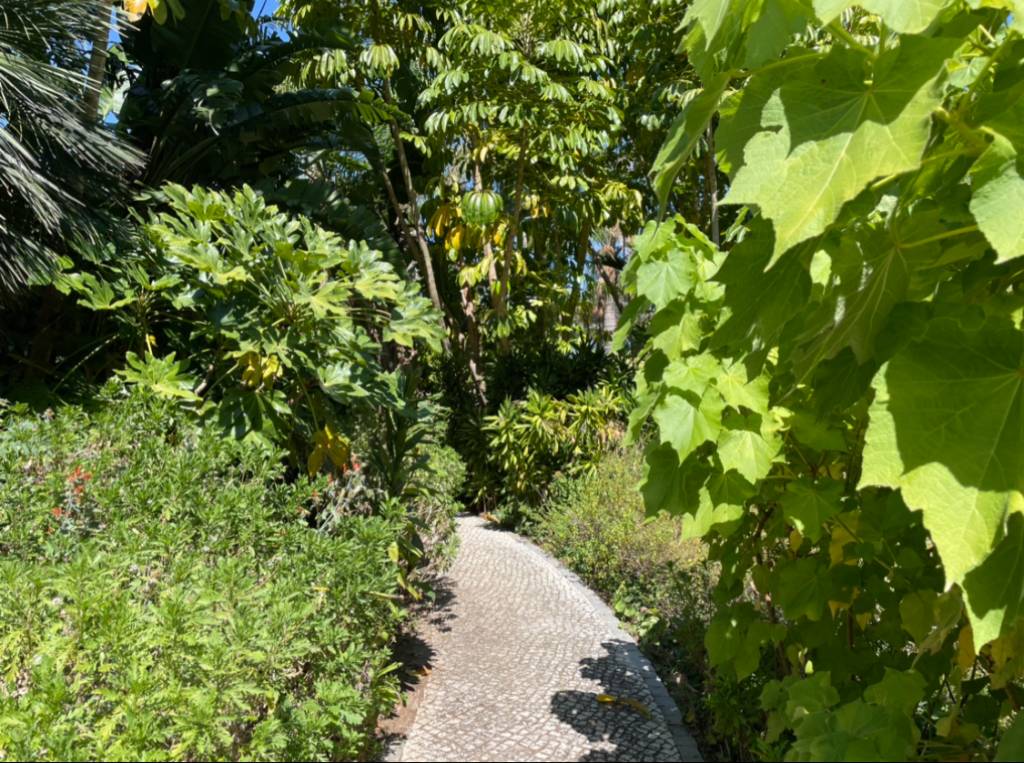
{"left": 394, "top": 515, "right": 703, "bottom": 762}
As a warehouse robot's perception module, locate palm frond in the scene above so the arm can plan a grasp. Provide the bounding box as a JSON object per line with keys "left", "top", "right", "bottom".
{"left": 0, "top": 0, "right": 143, "bottom": 292}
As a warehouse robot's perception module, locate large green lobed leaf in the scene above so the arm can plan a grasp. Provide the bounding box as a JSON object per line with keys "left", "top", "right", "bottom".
{"left": 861, "top": 317, "right": 1024, "bottom": 646}
{"left": 724, "top": 36, "right": 956, "bottom": 262}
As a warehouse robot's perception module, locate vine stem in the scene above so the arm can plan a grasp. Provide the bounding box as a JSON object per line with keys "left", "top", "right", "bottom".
{"left": 742, "top": 52, "right": 821, "bottom": 79}
{"left": 827, "top": 21, "right": 875, "bottom": 57}
{"left": 933, "top": 107, "right": 990, "bottom": 153}
{"left": 962, "top": 24, "right": 1019, "bottom": 106}
{"left": 901, "top": 224, "right": 979, "bottom": 250}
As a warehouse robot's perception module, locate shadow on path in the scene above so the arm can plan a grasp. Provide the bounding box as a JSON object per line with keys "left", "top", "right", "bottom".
{"left": 550, "top": 640, "right": 678, "bottom": 763}
{"left": 379, "top": 575, "right": 458, "bottom": 755}
{"left": 420, "top": 575, "right": 457, "bottom": 634}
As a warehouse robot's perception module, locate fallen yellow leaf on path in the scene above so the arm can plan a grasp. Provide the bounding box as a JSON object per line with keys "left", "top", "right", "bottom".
{"left": 595, "top": 694, "right": 652, "bottom": 719}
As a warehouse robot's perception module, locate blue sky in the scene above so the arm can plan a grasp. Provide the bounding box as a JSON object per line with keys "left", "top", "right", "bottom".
{"left": 252, "top": 0, "right": 280, "bottom": 16}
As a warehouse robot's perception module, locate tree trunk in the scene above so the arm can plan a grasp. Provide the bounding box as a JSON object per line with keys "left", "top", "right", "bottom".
{"left": 82, "top": 2, "right": 115, "bottom": 121}
{"left": 496, "top": 136, "right": 528, "bottom": 354}
{"left": 380, "top": 167, "right": 451, "bottom": 354}
{"left": 380, "top": 81, "right": 448, "bottom": 333}
{"left": 458, "top": 282, "right": 488, "bottom": 406}
{"left": 474, "top": 162, "right": 501, "bottom": 311}
{"left": 565, "top": 222, "right": 591, "bottom": 331}
{"left": 704, "top": 125, "right": 720, "bottom": 246}
{"left": 601, "top": 277, "right": 619, "bottom": 352}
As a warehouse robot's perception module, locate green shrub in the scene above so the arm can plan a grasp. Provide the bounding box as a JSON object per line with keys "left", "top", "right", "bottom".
{"left": 411, "top": 443, "right": 465, "bottom": 572}
{"left": 532, "top": 448, "right": 708, "bottom": 627}
{"left": 0, "top": 388, "right": 409, "bottom": 761}
{"left": 60, "top": 183, "right": 442, "bottom": 474}
{"left": 481, "top": 383, "right": 626, "bottom": 520}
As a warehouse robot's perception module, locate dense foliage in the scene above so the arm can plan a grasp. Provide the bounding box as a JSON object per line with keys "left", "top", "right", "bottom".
{"left": 626, "top": 3, "right": 1024, "bottom": 760}
{"left": 4, "top": 0, "right": 1024, "bottom": 759}
{"left": 0, "top": 389, "right": 412, "bottom": 760}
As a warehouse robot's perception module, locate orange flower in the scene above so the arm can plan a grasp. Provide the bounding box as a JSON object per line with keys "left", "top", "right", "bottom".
{"left": 68, "top": 466, "right": 92, "bottom": 483}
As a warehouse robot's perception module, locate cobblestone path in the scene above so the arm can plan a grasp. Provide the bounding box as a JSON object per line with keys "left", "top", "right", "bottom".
{"left": 396, "top": 516, "right": 702, "bottom": 762}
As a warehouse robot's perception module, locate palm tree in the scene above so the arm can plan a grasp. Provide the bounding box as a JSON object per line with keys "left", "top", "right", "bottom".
{"left": 0, "top": 0, "right": 141, "bottom": 292}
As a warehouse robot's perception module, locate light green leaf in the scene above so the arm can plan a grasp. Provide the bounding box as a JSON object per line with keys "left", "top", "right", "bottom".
{"left": 773, "top": 557, "right": 831, "bottom": 620}
{"left": 653, "top": 389, "right": 723, "bottom": 461}
{"left": 996, "top": 711, "right": 1024, "bottom": 762}
{"left": 706, "top": 605, "right": 785, "bottom": 680}
{"left": 899, "top": 588, "right": 963, "bottom": 652}
{"left": 664, "top": 354, "right": 722, "bottom": 395}
{"left": 681, "top": 477, "right": 749, "bottom": 538}
{"left": 744, "top": 0, "right": 814, "bottom": 69}
{"left": 797, "top": 232, "right": 917, "bottom": 370}
{"left": 707, "top": 467, "right": 756, "bottom": 509}
{"left": 861, "top": 317, "right": 1024, "bottom": 644}
{"left": 899, "top": 590, "right": 938, "bottom": 644}
{"left": 612, "top": 297, "right": 648, "bottom": 352}
{"left": 788, "top": 410, "right": 846, "bottom": 451}
{"left": 863, "top": 668, "right": 925, "bottom": 714}
{"left": 651, "top": 305, "right": 705, "bottom": 357}
{"left": 963, "top": 514, "right": 1024, "bottom": 648}
{"left": 116, "top": 352, "right": 199, "bottom": 402}
{"left": 635, "top": 254, "right": 696, "bottom": 310}
{"left": 724, "top": 37, "right": 954, "bottom": 261}
{"left": 970, "top": 133, "right": 1024, "bottom": 263}
{"left": 683, "top": 0, "right": 735, "bottom": 45}
{"left": 717, "top": 416, "right": 781, "bottom": 483}
{"left": 784, "top": 672, "right": 839, "bottom": 721}
{"left": 814, "top": 0, "right": 953, "bottom": 33}
{"left": 712, "top": 221, "right": 811, "bottom": 348}
{"left": 716, "top": 360, "right": 770, "bottom": 414}
{"left": 717, "top": 65, "right": 793, "bottom": 177}
{"left": 640, "top": 444, "right": 707, "bottom": 515}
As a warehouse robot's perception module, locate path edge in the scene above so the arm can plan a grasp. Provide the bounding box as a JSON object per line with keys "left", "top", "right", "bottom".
{"left": 496, "top": 519, "right": 704, "bottom": 763}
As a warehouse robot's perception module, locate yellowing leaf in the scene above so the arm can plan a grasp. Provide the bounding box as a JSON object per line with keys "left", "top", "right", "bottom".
{"left": 124, "top": 0, "right": 149, "bottom": 21}
{"left": 240, "top": 351, "right": 261, "bottom": 387}
{"left": 446, "top": 224, "right": 464, "bottom": 251}
{"left": 829, "top": 517, "right": 858, "bottom": 567}
{"left": 936, "top": 708, "right": 958, "bottom": 738}
{"left": 828, "top": 587, "right": 859, "bottom": 619}
{"left": 492, "top": 219, "right": 508, "bottom": 247}
{"left": 262, "top": 354, "right": 281, "bottom": 384}
{"left": 428, "top": 204, "right": 453, "bottom": 237}
{"left": 307, "top": 425, "right": 351, "bottom": 476}
{"left": 595, "top": 694, "right": 652, "bottom": 718}
{"left": 957, "top": 625, "right": 976, "bottom": 671}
